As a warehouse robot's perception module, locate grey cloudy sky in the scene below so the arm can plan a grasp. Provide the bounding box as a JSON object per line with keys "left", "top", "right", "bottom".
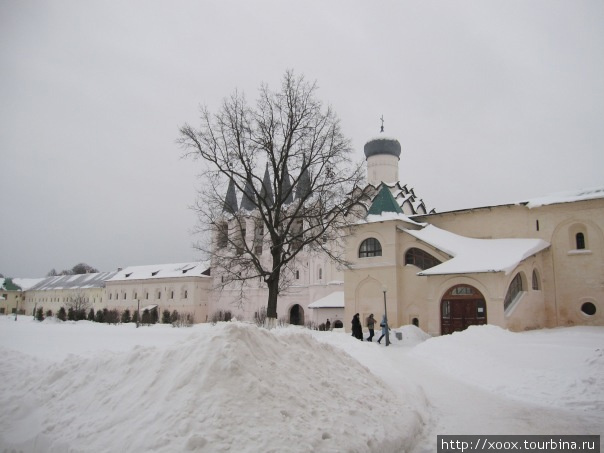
{"left": 1, "top": 1, "right": 603, "bottom": 278}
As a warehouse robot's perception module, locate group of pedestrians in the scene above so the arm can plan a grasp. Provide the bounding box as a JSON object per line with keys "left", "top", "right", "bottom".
{"left": 351, "top": 313, "right": 388, "bottom": 344}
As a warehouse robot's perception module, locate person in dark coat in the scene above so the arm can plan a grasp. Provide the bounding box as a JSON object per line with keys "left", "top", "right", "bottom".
{"left": 351, "top": 313, "right": 363, "bottom": 340}
{"left": 366, "top": 313, "right": 377, "bottom": 342}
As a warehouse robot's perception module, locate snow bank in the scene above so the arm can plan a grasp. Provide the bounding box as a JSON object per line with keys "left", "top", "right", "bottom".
{"left": 410, "top": 325, "right": 604, "bottom": 410}
{"left": 0, "top": 322, "right": 420, "bottom": 453}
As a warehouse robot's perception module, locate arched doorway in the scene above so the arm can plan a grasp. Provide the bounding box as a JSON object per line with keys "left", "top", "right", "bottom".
{"left": 441, "top": 284, "right": 487, "bottom": 335}
{"left": 290, "top": 304, "right": 304, "bottom": 326}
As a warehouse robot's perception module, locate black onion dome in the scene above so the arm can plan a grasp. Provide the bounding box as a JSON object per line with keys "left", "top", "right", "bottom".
{"left": 363, "top": 136, "right": 402, "bottom": 159}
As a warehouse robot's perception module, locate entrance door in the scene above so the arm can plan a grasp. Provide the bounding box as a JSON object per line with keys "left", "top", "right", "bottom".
{"left": 290, "top": 304, "right": 304, "bottom": 326}
{"left": 441, "top": 284, "right": 487, "bottom": 335}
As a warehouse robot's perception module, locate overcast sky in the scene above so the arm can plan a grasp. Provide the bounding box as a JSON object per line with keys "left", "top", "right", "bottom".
{"left": 1, "top": 1, "right": 603, "bottom": 278}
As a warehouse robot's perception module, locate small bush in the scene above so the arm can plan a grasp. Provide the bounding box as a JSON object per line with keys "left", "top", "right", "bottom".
{"left": 87, "top": 308, "right": 95, "bottom": 321}
{"left": 172, "top": 312, "right": 194, "bottom": 327}
{"left": 162, "top": 309, "right": 171, "bottom": 324}
{"left": 105, "top": 308, "right": 120, "bottom": 324}
{"left": 46, "top": 309, "right": 53, "bottom": 318}
{"left": 95, "top": 309, "right": 105, "bottom": 323}
{"left": 254, "top": 307, "right": 267, "bottom": 327}
{"left": 57, "top": 307, "right": 67, "bottom": 322}
{"left": 121, "top": 309, "right": 131, "bottom": 323}
{"left": 67, "top": 307, "right": 75, "bottom": 321}
{"left": 210, "top": 310, "right": 232, "bottom": 324}
{"left": 36, "top": 307, "right": 44, "bottom": 322}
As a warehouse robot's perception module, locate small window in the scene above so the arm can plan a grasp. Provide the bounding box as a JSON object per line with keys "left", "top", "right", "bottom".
{"left": 405, "top": 248, "right": 442, "bottom": 270}
{"left": 504, "top": 273, "right": 524, "bottom": 311}
{"left": 217, "top": 222, "right": 228, "bottom": 249}
{"left": 145, "top": 292, "right": 149, "bottom": 300}
{"left": 170, "top": 291, "right": 174, "bottom": 299}
{"left": 157, "top": 292, "right": 161, "bottom": 300}
{"left": 295, "top": 270, "right": 300, "bottom": 280}
{"left": 184, "top": 290, "right": 188, "bottom": 299}
{"left": 576, "top": 232, "right": 585, "bottom": 250}
{"left": 359, "top": 238, "right": 382, "bottom": 258}
{"left": 581, "top": 302, "right": 596, "bottom": 316}
{"left": 123, "top": 293, "right": 126, "bottom": 300}
{"left": 109, "top": 293, "right": 112, "bottom": 300}
{"left": 318, "top": 268, "right": 323, "bottom": 280}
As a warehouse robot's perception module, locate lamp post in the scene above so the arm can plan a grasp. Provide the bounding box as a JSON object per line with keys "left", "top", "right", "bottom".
{"left": 382, "top": 285, "right": 390, "bottom": 346}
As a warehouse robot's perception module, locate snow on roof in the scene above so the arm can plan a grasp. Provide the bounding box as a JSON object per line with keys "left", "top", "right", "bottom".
{"left": 521, "top": 186, "right": 604, "bottom": 208}
{"left": 13, "top": 278, "right": 46, "bottom": 290}
{"left": 364, "top": 211, "right": 424, "bottom": 226}
{"left": 308, "top": 291, "right": 344, "bottom": 308}
{"left": 107, "top": 261, "right": 210, "bottom": 282}
{"left": 402, "top": 225, "right": 550, "bottom": 275}
{"left": 29, "top": 272, "right": 119, "bottom": 291}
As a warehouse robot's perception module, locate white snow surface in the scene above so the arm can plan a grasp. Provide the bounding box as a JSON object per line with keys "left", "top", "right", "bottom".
{"left": 0, "top": 318, "right": 602, "bottom": 453}
{"left": 403, "top": 224, "right": 550, "bottom": 275}
{"left": 522, "top": 186, "right": 604, "bottom": 208}
{"left": 107, "top": 261, "right": 210, "bottom": 282}
{"left": 308, "top": 291, "right": 344, "bottom": 308}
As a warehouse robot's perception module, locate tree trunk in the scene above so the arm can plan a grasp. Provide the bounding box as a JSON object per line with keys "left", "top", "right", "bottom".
{"left": 266, "top": 275, "right": 279, "bottom": 321}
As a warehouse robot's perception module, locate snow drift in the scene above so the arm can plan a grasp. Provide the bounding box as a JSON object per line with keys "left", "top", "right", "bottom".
{"left": 0, "top": 322, "right": 421, "bottom": 453}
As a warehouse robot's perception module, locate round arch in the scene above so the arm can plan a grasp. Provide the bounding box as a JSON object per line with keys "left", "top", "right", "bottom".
{"left": 441, "top": 284, "right": 487, "bottom": 335}
{"left": 289, "top": 304, "right": 305, "bottom": 326}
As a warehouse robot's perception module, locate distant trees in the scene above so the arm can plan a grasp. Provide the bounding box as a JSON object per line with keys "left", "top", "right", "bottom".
{"left": 47, "top": 263, "right": 99, "bottom": 277}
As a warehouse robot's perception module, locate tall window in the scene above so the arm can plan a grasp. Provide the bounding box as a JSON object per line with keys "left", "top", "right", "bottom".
{"left": 359, "top": 238, "right": 382, "bottom": 258}
{"left": 576, "top": 232, "right": 585, "bottom": 250}
{"left": 405, "top": 248, "right": 442, "bottom": 270}
{"left": 318, "top": 268, "right": 323, "bottom": 280}
{"left": 504, "top": 273, "right": 523, "bottom": 311}
{"left": 217, "top": 222, "right": 228, "bottom": 248}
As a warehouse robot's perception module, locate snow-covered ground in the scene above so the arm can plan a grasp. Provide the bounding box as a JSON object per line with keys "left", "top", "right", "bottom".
{"left": 0, "top": 316, "right": 602, "bottom": 452}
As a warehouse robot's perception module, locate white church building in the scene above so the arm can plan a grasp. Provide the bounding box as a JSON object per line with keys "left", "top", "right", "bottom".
{"left": 14, "top": 133, "right": 604, "bottom": 336}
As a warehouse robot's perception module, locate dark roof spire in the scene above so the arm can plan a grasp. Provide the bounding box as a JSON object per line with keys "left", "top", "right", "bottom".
{"left": 223, "top": 176, "right": 238, "bottom": 213}
{"left": 241, "top": 176, "right": 255, "bottom": 211}
{"left": 281, "top": 162, "right": 294, "bottom": 204}
{"left": 295, "top": 154, "right": 311, "bottom": 201}
{"left": 260, "top": 163, "right": 274, "bottom": 207}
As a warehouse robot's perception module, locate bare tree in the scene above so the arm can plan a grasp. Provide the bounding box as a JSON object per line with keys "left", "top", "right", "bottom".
{"left": 179, "top": 71, "right": 365, "bottom": 327}
{"left": 66, "top": 291, "right": 91, "bottom": 320}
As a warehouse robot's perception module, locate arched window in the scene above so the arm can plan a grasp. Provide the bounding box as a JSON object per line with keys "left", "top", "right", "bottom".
{"left": 576, "top": 232, "right": 585, "bottom": 250}
{"left": 532, "top": 269, "right": 540, "bottom": 290}
{"left": 504, "top": 273, "right": 523, "bottom": 311}
{"left": 405, "top": 248, "right": 442, "bottom": 270}
{"left": 359, "top": 238, "right": 382, "bottom": 258}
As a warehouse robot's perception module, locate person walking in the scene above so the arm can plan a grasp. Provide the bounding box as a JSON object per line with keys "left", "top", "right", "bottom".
{"left": 351, "top": 313, "right": 363, "bottom": 340}
{"left": 366, "top": 313, "right": 377, "bottom": 342}
{"left": 377, "top": 314, "right": 389, "bottom": 344}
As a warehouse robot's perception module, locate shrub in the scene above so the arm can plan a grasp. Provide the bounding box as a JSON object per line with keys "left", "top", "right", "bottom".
{"left": 162, "top": 309, "right": 171, "bottom": 324}
{"left": 105, "top": 308, "right": 120, "bottom": 324}
{"left": 95, "top": 309, "right": 105, "bottom": 323}
{"left": 254, "top": 307, "right": 267, "bottom": 327}
{"left": 121, "top": 309, "right": 131, "bottom": 323}
{"left": 46, "top": 309, "right": 53, "bottom": 318}
{"left": 36, "top": 307, "right": 44, "bottom": 322}
{"left": 170, "top": 310, "right": 179, "bottom": 324}
{"left": 210, "top": 310, "right": 232, "bottom": 324}
{"left": 132, "top": 310, "right": 139, "bottom": 324}
{"left": 172, "top": 312, "right": 194, "bottom": 327}
{"left": 67, "top": 307, "right": 75, "bottom": 321}
{"left": 57, "top": 307, "right": 67, "bottom": 322}
{"left": 87, "top": 308, "right": 95, "bottom": 321}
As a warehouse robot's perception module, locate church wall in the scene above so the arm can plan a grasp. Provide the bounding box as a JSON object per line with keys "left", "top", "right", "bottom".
{"left": 417, "top": 198, "right": 604, "bottom": 329}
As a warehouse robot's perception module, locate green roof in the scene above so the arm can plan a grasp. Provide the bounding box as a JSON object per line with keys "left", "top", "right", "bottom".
{"left": 367, "top": 184, "right": 403, "bottom": 216}
{"left": 1, "top": 278, "right": 22, "bottom": 291}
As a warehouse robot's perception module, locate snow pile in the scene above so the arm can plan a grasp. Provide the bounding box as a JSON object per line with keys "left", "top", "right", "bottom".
{"left": 394, "top": 325, "right": 432, "bottom": 345}
{"left": 410, "top": 325, "right": 604, "bottom": 410}
{"left": 0, "top": 321, "right": 420, "bottom": 453}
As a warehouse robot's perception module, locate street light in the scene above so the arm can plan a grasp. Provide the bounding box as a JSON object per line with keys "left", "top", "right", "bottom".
{"left": 382, "top": 284, "right": 390, "bottom": 346}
